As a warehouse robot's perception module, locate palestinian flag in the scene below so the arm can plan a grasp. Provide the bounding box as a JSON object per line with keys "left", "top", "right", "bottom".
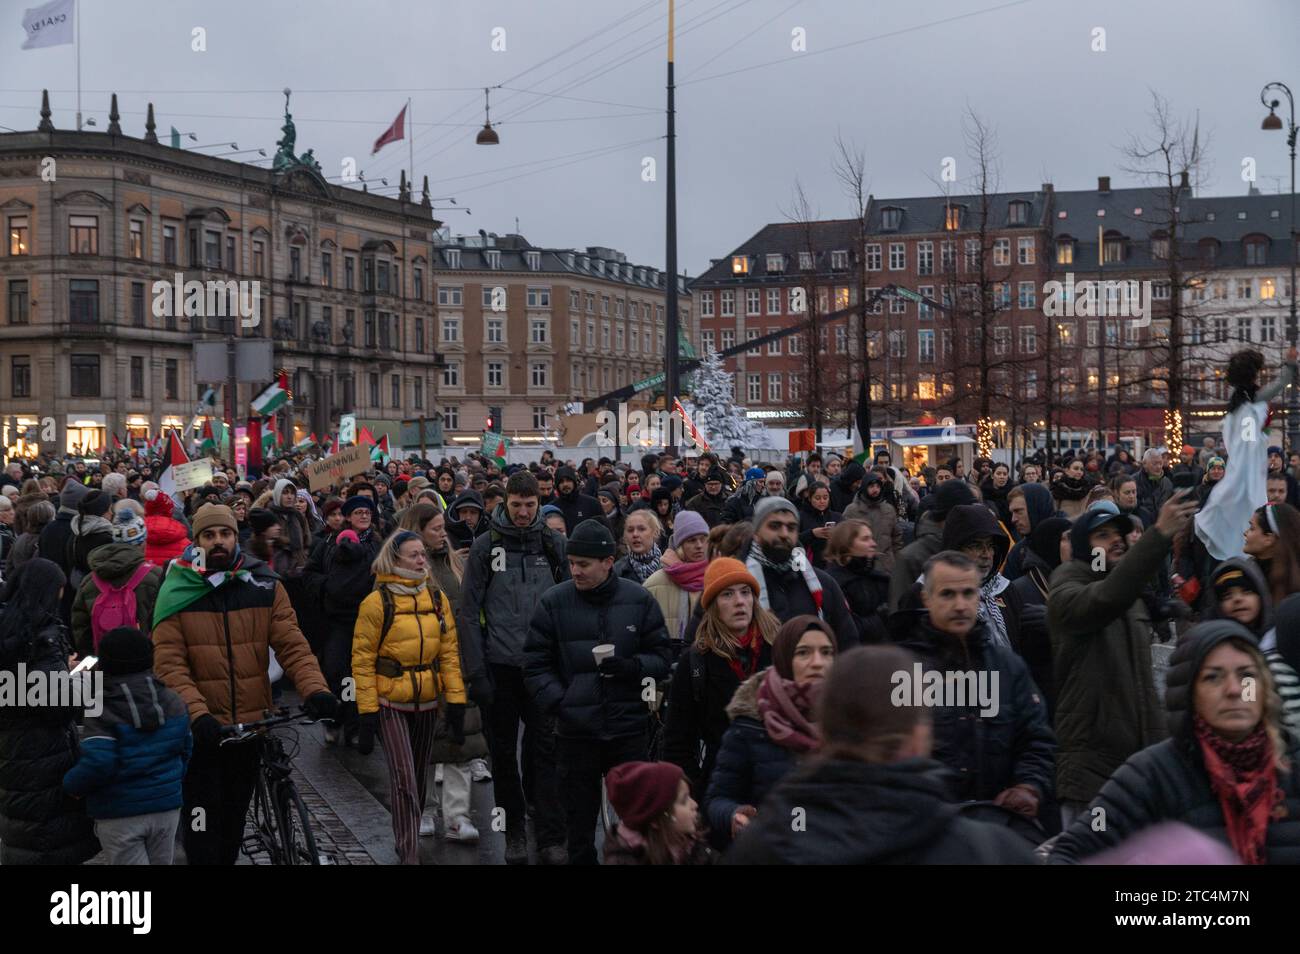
{"left": 358, "top": 424, "right": 377, "bottom": 447}
{"left": 251, "top": 372, "right": 290, "bottom": 416}
{"left": 152, "top": 544, "right": 254, "bottom": 625}
{"left": 850, "top": 374, "right": 873, "bottom": 465}
{"left": 370, "top": 434, "right": 390, "bottom": 463}
{"left": 293, "top": 433, "right": 316, "bottom": 452}
{"left": 482, "top": 431, "right": 508, "bottom": 466}
{"left": 199, "top": 419, "right": 223, "bottom": 456}
{"left": 156, "top": 430, "right": 191, "bottom": 499}
{"left": 112, "top": 432, "right": 126, "bottom": 452}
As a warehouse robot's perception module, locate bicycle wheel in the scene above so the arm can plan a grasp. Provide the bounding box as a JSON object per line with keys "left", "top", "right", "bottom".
{"left": 277, "top": 783, "right": 321, "bottom": 865}
{"left": 247, "top": 771, "right": 284, "bottom": 865}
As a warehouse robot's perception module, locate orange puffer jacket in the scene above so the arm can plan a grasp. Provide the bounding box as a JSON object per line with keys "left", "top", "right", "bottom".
{"left": 152, "top": 559, "right": 328, "bottom": 724}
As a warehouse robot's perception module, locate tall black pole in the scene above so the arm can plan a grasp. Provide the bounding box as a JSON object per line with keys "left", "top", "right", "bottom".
{"left": 664, "top": 0, "right": 680, "bottom": 455}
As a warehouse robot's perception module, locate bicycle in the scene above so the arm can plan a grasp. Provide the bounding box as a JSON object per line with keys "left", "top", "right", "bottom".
{"left": 221, "top": 706, "right": 327, "bottom": 865}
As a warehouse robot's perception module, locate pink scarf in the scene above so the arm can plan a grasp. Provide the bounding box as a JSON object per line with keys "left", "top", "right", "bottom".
{"left": 663, "top": 559, "right": 707, "bottom": 592}
{"left": 756, "top": 668, "right": 821, "bottom": 753}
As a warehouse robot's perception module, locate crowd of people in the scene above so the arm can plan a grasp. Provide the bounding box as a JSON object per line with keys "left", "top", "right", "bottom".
{"left": 1, "top": 349, "right": 1299, "bottom": 866}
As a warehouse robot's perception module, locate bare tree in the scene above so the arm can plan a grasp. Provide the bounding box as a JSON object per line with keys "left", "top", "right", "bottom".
{"left": 832, "top": 132, "right": 877, "bottom": 432}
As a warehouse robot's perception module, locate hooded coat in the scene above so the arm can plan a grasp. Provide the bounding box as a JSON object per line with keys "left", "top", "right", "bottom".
{"left": 830, "top": 461, "right": 866, "bottom": 514}
{"left": 825, "top": 557, "right": 891, "bottom": 644}
{"left": 723, "top": 757, "right": 1038, "bottom": 865}
{"left": 1002, "top": 483, "right": 1060, "bottom": 581}
{"left": 1047, "top": 523, "right": 1173, "bottom": 804}
{"left": 445, "top": 489, "right": 489, "bottom": 552}
{"left": 61, "top": 669, "right": 192, "bottom": 819}
{"left": 553, "top": 466, "right": 605, "bottom": 535}
{"left": 938, "top": 503, "right": 1023, "bottom": 649}
{"left": 843, "top": 477, "right": 903, "bottom": 574}
{"left": 70, "top": 542, "right": 164, "bottom": 658}
{"left": 888, "top": 510, "right": 945, "bottom": 612}
{"left": 143, "top": 492, "right": 190, "bottom": 566}
{"left": 1052, "top": 620, "right": 1300, "bottom": 864}
{"left": 720, "top": 479, "right": 767, "bottom": 525}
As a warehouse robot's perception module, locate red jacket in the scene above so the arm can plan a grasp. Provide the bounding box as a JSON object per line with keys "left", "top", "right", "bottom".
{"left": 144, "top": 491, "right": 190, "bottom": 565}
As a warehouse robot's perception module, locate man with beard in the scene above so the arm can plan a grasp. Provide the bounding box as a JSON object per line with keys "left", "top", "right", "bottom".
{"left": 553, "top": 465, "right": 604, "bottom": 534}
{"left": 685, "top": 468, "right": 730, "bottom": 528}
{"left": 894, "top": 551, "right": 1055, "bottom": 819}
{"left": 843, "top": 472, "right": 903, "bottom": 574}
{"left": 1047, "top": 494, "right": 1197, "bottom": 822}
{"left": 744, "top": 496, "right": 858, "bottom": 648}
{"left": 535, "top": 469, "right": 557, "bottom": 506}
{"left": 152, "top": 504, "right": 338, "bottom": 864}
{"left": 1134, "top": 449, "right": 1174, "bottom": 530}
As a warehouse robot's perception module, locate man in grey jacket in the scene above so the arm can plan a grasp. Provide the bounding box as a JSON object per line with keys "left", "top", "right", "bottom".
{"left": 458, "top": 469, "right": 570, "bottom": 864}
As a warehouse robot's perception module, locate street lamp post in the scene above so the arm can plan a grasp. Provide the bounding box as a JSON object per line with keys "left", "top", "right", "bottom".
{"left": 1261, "top": 81, "right": 1299, "bottom": 453}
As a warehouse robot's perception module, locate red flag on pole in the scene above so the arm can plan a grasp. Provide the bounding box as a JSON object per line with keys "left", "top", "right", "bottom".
{"left": 372, "top": 104, "right": 407, "bottom": 155}
{"left": 358, "top": 424, "right": 377, "bottom": 447}
{"left": 672, "top": 398, "right": 711, "bottom": 452}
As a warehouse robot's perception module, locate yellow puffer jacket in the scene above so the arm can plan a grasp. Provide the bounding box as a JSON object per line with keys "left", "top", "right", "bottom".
{"left": 352, "top": 576, "right": 467, "bottom": 715}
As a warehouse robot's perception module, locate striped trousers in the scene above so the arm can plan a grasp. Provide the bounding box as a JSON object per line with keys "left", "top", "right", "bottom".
{"left": 378, "top": 705, "right": 439, "bottom": 865}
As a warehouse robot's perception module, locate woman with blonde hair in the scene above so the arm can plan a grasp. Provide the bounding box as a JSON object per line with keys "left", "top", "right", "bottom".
{"left": 614, "top": 509, "right": 663, "bottom": 583}
{"left": 662, "top": 558, "right": 778, "bottom": 800}
{"left": 395, "top": 503, "right": 487, "bottom": 842}
{"left": 352, "top": 530, "right": 467, "bottom": 863}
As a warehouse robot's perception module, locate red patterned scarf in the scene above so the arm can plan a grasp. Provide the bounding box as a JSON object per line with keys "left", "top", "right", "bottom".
{"left": 1194, "top": 715, "right": 1280, "bottom": 865}
{"left": 756, "top": 667, "right": 821, "bottom": 753}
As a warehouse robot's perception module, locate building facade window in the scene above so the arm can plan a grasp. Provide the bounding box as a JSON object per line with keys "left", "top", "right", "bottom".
{"left": 8, "top": 215, "right": 29, "bottom": 256}
{"left": 437, "top": 285, "right": 462, "bottom": 306}
{"left": 130, "top": 356, "right": 145, "bottom": 398}
{"left": 721, "top": 290, "right": 735, "bottom": 316}
{"left": 8, "top": 279, "right": 29, "bottom": 324}
{"left": 129, "top": 220, "right": 144, "bottom": 259}
{"left": 12, "top": 355, "right": 30, "bottom": 397}
{"left": 1017, "top": 237, "right": 1035, "bottom": 264}
{"left": 487, "top": 361, "right": 504, "bottom": 388}
{"left": 131, "top": 282, "right": 145, "bottom": 326}
{"left": 889, "top": 243, "right": 906, "bottom": 270}
{"left": 69, "top": 280, "right": 99, "bottom": 324}
{"left": 70, "top": 215, "right": 98, "bottom": 255}
{"left": 71, "top": 354, "right": 101, "bottom": 397}
{"left": 163, "top": 224, "right": 177, "bottom": 264}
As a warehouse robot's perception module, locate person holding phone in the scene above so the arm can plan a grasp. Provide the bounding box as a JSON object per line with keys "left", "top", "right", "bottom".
{"left": 797, "top": 482, "right": 842, "bottom": 569}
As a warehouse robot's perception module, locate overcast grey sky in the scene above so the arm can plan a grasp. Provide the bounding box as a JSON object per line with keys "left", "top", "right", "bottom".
{"left": 4, "top": 0, "right": 1297, "bottom": 275}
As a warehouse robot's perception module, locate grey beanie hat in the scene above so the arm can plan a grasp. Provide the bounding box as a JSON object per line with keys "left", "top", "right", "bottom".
{"left": 753, "top": 495, "right": 797, "bottom": 528}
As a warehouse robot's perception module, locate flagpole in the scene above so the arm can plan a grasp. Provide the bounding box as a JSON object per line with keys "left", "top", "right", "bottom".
{"left": 75, "top": 0, "right": 81, "bottom": 131}
{"left": 407, "top": 98, "right": 413, "bottom": 188}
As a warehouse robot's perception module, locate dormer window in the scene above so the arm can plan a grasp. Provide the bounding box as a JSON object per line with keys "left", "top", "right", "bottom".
{"left": 731, "top": 255, "right": 749, "bottom": 275}
{"left": 526, "top": 250, "right": 541, "bottom": 270}
{"left": 945, "top": 204, "right": 965, "bottom": 230}
{"left": 1007, "top": 200, "right": 1029, "bottom": 225}
{"left": 1199, "top": 238, "right": 1220, "bottom": 263}
{"left": 1056, "top": 236, "right": 1074, "bottom": 265}
{"left": 1244, "top": 236, "right": 1269, "bottom": 266}
{"left": 881, "top": 207, "right": 903, "bottom": 230}
{"left": 1102, "top": 231, "right": 1126, "bottom": 264}
{"left": 798, "top": 251, "right": 813, "bottom": 270}
{"left": 443, "top": 248, "right": 461, "bottom": 268}
{"left": 565, "top": 252, "right": 576, "bottom": 268}
{"left": 831, "top": 250, "right": 848, "bottom": 270}
{"left": 1150, "top": 231, "right": 1169, "bottom": 260}
{"left": 766, "top": 253, "right": 784, "bottom": 272}
{"left": 486, "top": 249, "right": 501, "bottom": 269}
{"left": 579, "top": 255, "right": 589, "bottom": 270}
{"left": 595, "top": 259, "right": 605, "bottom": 275}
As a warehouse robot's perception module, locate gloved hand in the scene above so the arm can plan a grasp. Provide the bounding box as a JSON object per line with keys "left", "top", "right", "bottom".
{"left": 303, "top": 691, "right": 340, "bottom": 721}
{"left": 356, "top": 712, "right": 380, "bottom": 755}
{"left": 191, "top": 713, "right": 224, "bottom": 748}
{"left": 994, "top": 783, "right": 1041, "bottom": 818}
{"left": 468, "top": 673, "right": 495, "bottom": 707}
{"left": 598, "top": 655, "right": 641, "bottom": 681}
{"left": 444, "top": 703, "right": 466, "bottom": 746}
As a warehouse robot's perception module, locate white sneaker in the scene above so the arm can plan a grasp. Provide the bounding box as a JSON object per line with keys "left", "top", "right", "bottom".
{"left": 470, "top": 758, "right": 492, "bottom": 782}
{"left": 445, "top": 815, "right": 479, "bottom": 843}
{"left": 419, "top": 810, "right": 437, "bottom": 837}
{"left": 434, "top": 763, "right": 445, "bottom": 785}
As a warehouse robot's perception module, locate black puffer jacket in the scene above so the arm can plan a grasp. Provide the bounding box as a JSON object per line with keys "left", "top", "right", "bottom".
{"left": 796, "top": 500, "right": 842, "bottom": 568}
{"left": 895, "top": 617, "right": 1056, "bottom": 801}
{"left": 825, "top": 558, "right": 890, "bottom": 643}
{"left": 303, "top": 528, "right": 384, "bottom": 623}
{"left": 720, "top": 480, "right": 765, "bottom": 525}
{"left": 523, "top": 571, "right": 671, "bottom": 741}
{"left": 829, "top": 461, "right": 866, "bottom": 514}
{"left": 1052, "top": 620, "right": 1300, "bottom": 864}
{"left": 703, "top": 671, "right": 801, "bottom": 840}
{"left": 684, "top": 489, "right": 728, "bottom": 528}
{"left": 0, "top": 621, "right": 98, "bottom": 865}
{"left": 553, "top": 466, "right": 605, "bottom": 534}
{"left": 662, "top": 641, "right": 771, "bottom": 796}
{"left": 723, "top": 757, "right": 1039, "bottom": 865}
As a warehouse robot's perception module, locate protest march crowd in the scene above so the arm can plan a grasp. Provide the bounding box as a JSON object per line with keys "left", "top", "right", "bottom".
{"left": 1, "top": 347, "right": 1299, "bottom": 867}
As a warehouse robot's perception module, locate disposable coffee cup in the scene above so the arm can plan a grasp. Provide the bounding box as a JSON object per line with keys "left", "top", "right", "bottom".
{"left": 593, "top": 643, "right": 616, "bottom": 671}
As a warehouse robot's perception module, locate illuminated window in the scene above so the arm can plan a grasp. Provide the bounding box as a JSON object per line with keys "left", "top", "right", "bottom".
{"left": 731, "top": 255, "right": 750, "bottom": 275}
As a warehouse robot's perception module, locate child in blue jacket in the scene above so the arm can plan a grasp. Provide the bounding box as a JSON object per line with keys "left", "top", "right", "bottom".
{"left": 63, "top": 627, "right": 192, "bottom": 864}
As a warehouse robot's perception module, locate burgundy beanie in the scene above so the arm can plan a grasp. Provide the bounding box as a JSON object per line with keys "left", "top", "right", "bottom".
{"left": 605, "top": 761, "right": 685, "bottom": 830}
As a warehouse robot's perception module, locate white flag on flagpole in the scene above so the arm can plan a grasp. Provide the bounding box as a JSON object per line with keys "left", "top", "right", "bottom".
{"left": 21, "top": 0, "right": 74, "bottom": 49}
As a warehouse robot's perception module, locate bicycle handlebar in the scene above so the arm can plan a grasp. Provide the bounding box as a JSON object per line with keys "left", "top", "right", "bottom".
{"left": 219, "top": 706, "right": 320, "bottom": 743}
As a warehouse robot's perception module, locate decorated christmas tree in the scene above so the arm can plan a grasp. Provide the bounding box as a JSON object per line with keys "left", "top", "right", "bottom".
{"left": 681, "top": 348, "right": 769, "bottom": 448}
